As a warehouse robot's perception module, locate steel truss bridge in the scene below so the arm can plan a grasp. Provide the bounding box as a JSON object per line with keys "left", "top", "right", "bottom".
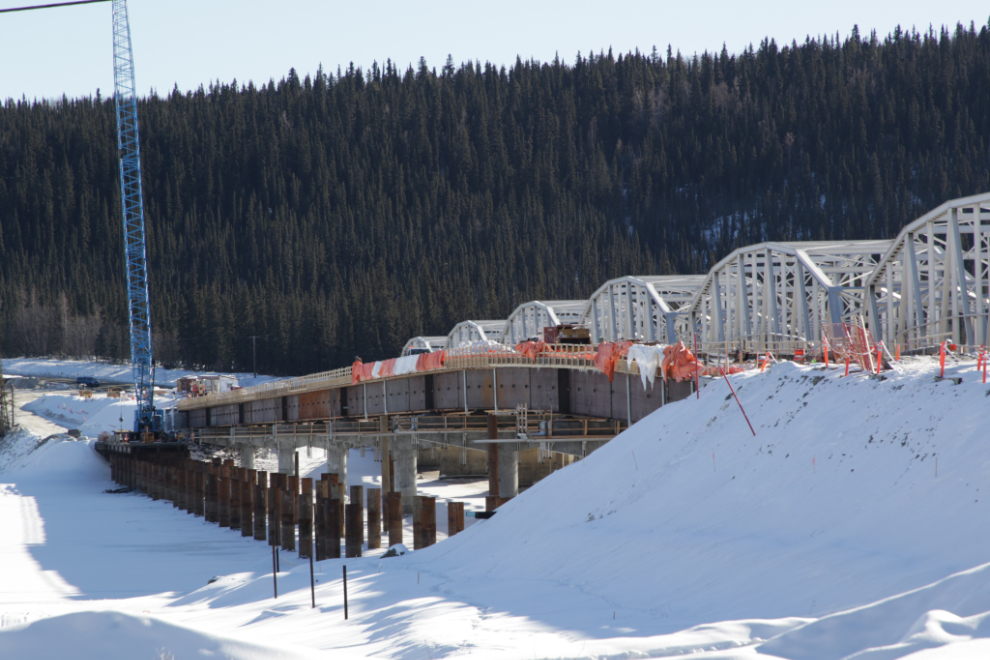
{"left": 175, "top": 194, "right": 989, "bottom": 444}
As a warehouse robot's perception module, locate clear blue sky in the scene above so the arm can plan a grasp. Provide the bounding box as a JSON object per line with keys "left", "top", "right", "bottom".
{"left": 1, "top": 0, "right": 988, "bottom": 102}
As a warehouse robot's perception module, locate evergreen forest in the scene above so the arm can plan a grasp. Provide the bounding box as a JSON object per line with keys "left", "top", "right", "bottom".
{"left": 1, "top": 22, "right": 989, "bottom": 375}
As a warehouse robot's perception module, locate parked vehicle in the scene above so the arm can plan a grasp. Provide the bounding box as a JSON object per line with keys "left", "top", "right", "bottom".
{"left": 75, "top": 376, "right": 100, "bottom": 388}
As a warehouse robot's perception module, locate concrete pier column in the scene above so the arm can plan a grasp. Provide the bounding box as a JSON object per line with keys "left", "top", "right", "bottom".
{"left": 498, "top": 442, "right": 519, "bottom": 499}
{"left": 277, "top": 445, "right": 295, "bottom": 474}
{"left": 326, "top": 443, "right": 348, "bottom": 495}
{"left": 239, "top": 445, "right": 255, "bottom": 469}
{"left": 394, "top": 436, "right": 418, "bottom": 514}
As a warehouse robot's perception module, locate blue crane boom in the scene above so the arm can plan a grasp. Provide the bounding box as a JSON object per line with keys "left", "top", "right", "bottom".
{"left": 0, "top": 0, "right": 163, "bottom": 436}
{"left": 112, "top": 0, "right": 160, "bottom": 435}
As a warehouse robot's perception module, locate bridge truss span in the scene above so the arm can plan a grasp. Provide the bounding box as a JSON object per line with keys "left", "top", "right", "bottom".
{"left": 503, "top": 300, "right": 586, "bottom": 344}
{"left": 580, "top": 275, "right": 705, "bottom": 344}
{"left": 866, "top": 192, "right": 990, "bottom": 351}
{"left": 686, "top": 240, "right": 892, "bottom": 354}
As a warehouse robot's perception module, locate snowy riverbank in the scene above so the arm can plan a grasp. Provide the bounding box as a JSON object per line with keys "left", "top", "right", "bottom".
{"left": 1, "top": 357, "right": 989, "bottom": 658}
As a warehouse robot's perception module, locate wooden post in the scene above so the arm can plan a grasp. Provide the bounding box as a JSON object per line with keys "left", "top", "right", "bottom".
{"left": 486, "top": 413, "right": 499, "bottom": 512}
{"left": 151, "top": 464, "right": 161, "bottom": 501}
{"left": 447, "top": 502, "right": 465, "bottom": 537}
{"left": 230, "top": 467, "right": 242, "bottom": 530}
{"left": 172, "top": 464, "right": 181, "bottom": 507}
{"left": 169, "top": 465, "right": 178, "bottom": 506}
{"left": 268, "top": 473, "right": 280, "bottom": 547}
{"left": 194, "top": 461, "right": 205, "bottom": 517}
{"left": 241, "top": 468, "right": 255, "bottom": 537}
{"left": 387, "top": 491, "right": 403, "bottom": 547}
{"left": 315, "top": 478, "right": 328, "bottom": 561}
{"left": 328, "top": 489, "right": 343, "bottom": 559}
{"left": 205, "top": 466, "right": 219, "bottom": 523}
{"left": 419, "top": 497, "right": 436, "bottom": 548}
{"left": 367, "top": 488, "right": 381, "bottom": 550}
{"left": 298, "top": 478, "right": 313, "bottom": 559}
{"left": 254, "top": 470, "right": 268, "bottom": 542}
{"left": 218, "top": 467, "right": 230, "bottom": 528}
{"left": 281, "top": 476, "right": 297, "bottom": 551}
{"left": 412, "top": 495, "right": 423, "bottom": 550}
{"left": 389, "top": 454, "right": 395, "bottom": 493}
{"left": 380, "top": 436, "right": 391, "bottom": 533}
{"left": 345, "top": 484, "right": 364, "bottom": 558}
{"left": 177, "top": 460, "right": 188, "bottom": 511}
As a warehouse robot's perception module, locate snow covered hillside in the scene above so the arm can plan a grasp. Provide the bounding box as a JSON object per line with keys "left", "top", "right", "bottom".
{"left": 1, "top": 358, "right": 988, "bottom": 659}
{"left": 1, "top": 356, "right": 279, "bottom": 388}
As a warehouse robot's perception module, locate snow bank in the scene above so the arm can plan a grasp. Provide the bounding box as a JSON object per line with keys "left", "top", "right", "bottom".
{"left": 377, "top": 358, "right": 990, "bottom": 657}
{"left": 21, "top": 393, "right": 137, "bottom": 437}
{"left": 0, "top": 611, "right": 323, "bottom": 660}
{"left": 3, "top": 356, "right": 990, "bottom": 659}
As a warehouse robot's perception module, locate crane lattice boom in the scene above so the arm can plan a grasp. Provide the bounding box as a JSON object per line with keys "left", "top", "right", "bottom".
{"left": 112, "top": 0, "right": 158, "bottom": 433}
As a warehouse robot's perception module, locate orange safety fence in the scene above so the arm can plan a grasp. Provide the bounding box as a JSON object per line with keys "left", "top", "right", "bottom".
{"left": 379, "top": 358, "right": 397, "bottom": 378}
{"left": 593, "top": 341, "right": 634, "bottom": 382}
{"left": 515, "top": 341, "right": 547, "bottom": 360}
{"left": 823, "top": 323, "right": 880, "bottom": 373}
{"left": 661, "top": 341, "right": 702, "bottom": 383}
{"left": 416, "top": 350, "right": 446, "bottom": 372}
{"left": 701, "top": 365, "right": 745, "bottom": 377}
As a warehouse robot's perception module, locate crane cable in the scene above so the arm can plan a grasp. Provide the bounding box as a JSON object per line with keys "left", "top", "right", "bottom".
{"left": 0, "top": 0, "right": 109, "bottom": 14}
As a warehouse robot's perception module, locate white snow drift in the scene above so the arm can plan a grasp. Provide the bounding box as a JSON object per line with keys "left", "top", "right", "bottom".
{"left": 0, "top": 357, "right": 988, "bottom": 659}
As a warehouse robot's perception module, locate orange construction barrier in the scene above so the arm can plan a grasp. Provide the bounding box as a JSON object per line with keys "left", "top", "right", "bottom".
{"left": 593, "top": 341, "right": 633, "bottom": 382}
{"left": 416, "top": 350, "right": 446, "bottom": 372}
{"left": 379, "top": 358, "right": 397, "bottom": 378}
{"left": 515, "top": 341, "right": 547, "bottom": 360}
{"left": 661, "top": 341, "right": 702, "bottom": 383}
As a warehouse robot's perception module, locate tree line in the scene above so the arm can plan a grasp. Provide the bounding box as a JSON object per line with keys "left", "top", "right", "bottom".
{"left": 1, "top": 21, "right": 988, "bottom": 375}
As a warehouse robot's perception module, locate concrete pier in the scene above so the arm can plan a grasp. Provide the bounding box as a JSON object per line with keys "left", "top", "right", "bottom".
{"left": 239, "top": 445, "right": 255, "bottom": 469}
{"left": 277, "top": 446, "right": 295, "bottom": 474}
{"left": 326, "top": 444, "right": 348, "bottom": 495}
{"left": 498, "top": 443, "right": 519, "bottom": 499}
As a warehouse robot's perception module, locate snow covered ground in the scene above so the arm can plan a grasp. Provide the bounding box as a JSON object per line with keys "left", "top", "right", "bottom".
{"left": 2, "top": 356, "right": 280, "bottom": 388}
{"left": 1, "top": 356, "right": 989, "bottom": 659}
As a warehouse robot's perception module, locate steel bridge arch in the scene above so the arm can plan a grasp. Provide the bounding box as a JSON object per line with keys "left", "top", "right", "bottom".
{"left": 866, "top": 193, "right": 990, "bottom": 350}
{"left": 579, "top": 276, "right": 705, "bottom": 344}
{"left": 502, "top": 300, "right": 586, "bottom": 345}
{"left": 686, "top": 240, "right": 892, "bottom": 351}
{"left": 445, "top": 320, "right": 507, "bottom": 349}
{"left": 401, "top": 336, "right": 447, "bottom": 356}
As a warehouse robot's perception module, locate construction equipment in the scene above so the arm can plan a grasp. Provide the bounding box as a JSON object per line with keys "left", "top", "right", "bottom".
{"left": 0, "top": 0, "right": 163, "bottom": 439}
{"left": 112, "top": 0, "right": 162, "bottom": 437}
